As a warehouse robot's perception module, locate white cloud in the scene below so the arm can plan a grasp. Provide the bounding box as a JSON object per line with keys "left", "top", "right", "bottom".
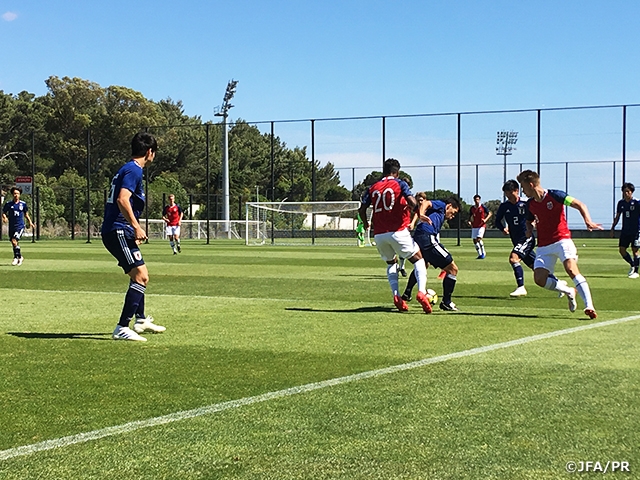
{"left": 2, "top": 12, "right": 18, "bottom": 21}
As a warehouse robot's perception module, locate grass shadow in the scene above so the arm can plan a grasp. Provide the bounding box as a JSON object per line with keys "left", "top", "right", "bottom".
{"left": 7, "top": 332, "right": 112, "bottom": 341}
{"left": 286, "top": 306, "right": 395, "bottom": 314}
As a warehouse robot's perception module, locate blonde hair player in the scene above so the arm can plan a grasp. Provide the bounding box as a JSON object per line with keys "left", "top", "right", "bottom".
{"left": 517, "top": 170, "right": 602, "bottom": 319}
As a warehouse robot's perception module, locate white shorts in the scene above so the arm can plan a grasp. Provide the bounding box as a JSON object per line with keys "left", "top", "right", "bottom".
{"left": 374, "top": 229, "right": 420, "bottom": 262}
{"left": 166, "top": 225, "right": 181, "bottom": 237}
{"left": 471, "top": 227, "right": 486, "bottom": 239}
{"left": 534, "top": 238, "right": 578, "bottom": 273}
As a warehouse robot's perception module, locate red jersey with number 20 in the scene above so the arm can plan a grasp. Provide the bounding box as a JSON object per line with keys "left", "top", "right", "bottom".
{"left": 361, "top": 176, "right": 413, "bottom": 235}
{"left": 525, "top": 189, "right": 573, "bottom": 247}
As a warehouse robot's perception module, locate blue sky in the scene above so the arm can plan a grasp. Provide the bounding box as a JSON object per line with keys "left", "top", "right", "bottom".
{"left": 2, "top": 0, "right": 639, "bottom": 120}
{"left": 2, "top": 1, "right": 640, "bottom": 224}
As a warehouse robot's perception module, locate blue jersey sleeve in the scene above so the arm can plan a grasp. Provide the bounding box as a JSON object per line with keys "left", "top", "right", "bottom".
{"left": 397, "top": 178, "right": 413, "bottom": 199}
{"left": 430, "top": 200, "right": 446, "bottom": 214}
{"left": 547, "top": 189, "right": 573, "bottom": 206}
{"left": 120, "top": 166, "right": 141, "bottom": 194}
{"left": 2, "top": 203, "right": 8, "bottom": 214}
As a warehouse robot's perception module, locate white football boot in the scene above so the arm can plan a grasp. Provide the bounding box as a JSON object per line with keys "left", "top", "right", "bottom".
{"left": 133, "top": 316, "right": 166, "bottom": 334}
{"left": 567, "top": 288, "right": 578, "bottom": 313}
{"left": 509, "top": 286, "right": 527, "bottom": 297}
{"left": 112, "top": 325, "right": 147, "bottom": 342}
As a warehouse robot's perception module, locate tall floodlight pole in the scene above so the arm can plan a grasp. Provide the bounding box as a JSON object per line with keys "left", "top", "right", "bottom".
{"left": 496, "top": 130, "right": 518, "bottom": 193}
{"left": 214, "top": 79, "right": 238, "bottom": 237}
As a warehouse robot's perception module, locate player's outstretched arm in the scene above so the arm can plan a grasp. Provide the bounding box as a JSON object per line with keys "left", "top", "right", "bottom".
{"left": 570, "top": 198, "right": 603, "bottom": 231}
{"left": 483, "top": 209, "right": 493, "bottom": 225}
{"left": 418, "top": 199, "right": 433, "bottom": 225}
{"left": 610, "top": 211, "right": 621, "bottom": 237}
{"left": 25, "top": 212, "right": 35, "bottom": 229}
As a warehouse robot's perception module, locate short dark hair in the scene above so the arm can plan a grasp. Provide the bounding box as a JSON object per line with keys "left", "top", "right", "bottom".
{"left": 502, "top": 179, "right": 520, "bottom": 193}
{"left": 10, "top": 186, "right": 22, "bottom": 194}
{"left": 473, "top": 194, "right": 481, "bottom": 200}
{"left": 382, "top": 158, "right": 401, "bottom": 176}
{"left": 131, "top": 132, "right": 158, "bottom": 157}
{"left": 622, "top": 182, "right": 635, "bottom": 193}
{"left": 445, "top": 196, "right": 461, "bottom": 210}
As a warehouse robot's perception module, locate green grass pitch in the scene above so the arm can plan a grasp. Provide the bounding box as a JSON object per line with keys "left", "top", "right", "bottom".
{"left": 0, "top": 238, "right": 638, "bottom": 479}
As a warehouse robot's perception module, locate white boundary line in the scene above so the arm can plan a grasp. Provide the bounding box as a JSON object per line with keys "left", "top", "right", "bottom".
{"left": 2, "top": 314, "right": 639, "bottom": 462}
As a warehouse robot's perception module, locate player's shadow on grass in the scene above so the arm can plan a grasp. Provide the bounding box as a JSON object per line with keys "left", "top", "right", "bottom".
{"left": 457, "top": 312, "right": 540, "bottom": 319}
{"left": 7, "top": 332, "right": 112, "bottom": 341}
{"left": 464, "top": 295, "right": 516, "bottom": 300}
{"left": 286, "top": 306, "right": 392, "bottom": 313}
{"left": 286, "top": 307, "right": 540, "bottom": 318}
{"left": 336, "top": 274, "right": 387, "bottom": 280}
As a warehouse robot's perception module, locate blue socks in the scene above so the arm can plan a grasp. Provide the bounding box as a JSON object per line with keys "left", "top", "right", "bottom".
{"left": 119, "top": 282, "right": 146, "bottom": 327}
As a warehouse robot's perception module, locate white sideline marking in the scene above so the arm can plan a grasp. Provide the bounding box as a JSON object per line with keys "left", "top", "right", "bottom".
{"left": 2, "top": 314, "right": 639, "bottom": 462}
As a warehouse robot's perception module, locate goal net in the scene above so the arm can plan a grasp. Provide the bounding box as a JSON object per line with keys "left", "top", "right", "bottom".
{"left": 141, "top": 219, "right": 248, "bottom": 240}
{"left": 245, "top": 201, "right": 373, "bottom": 246}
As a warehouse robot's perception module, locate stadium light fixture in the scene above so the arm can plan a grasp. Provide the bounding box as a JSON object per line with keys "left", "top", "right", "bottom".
{"left": 215, "top": 79, "right": 238, "bottom": 237}
{"left": 496, "top": 130, "right": 518, "bottom": 192}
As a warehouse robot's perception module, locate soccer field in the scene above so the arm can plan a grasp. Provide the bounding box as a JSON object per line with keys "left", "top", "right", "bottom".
{"left": 0, "top": 238, "right": 638, "bottom": 479}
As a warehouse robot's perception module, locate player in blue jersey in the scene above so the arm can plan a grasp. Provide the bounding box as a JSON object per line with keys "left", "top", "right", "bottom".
{"left": 101, "top": 132, "right": 166, "bottom": 341}
{"left": 401, "top": 195, "right": 461, "bottom": 311}
{"left": 2, "top": 186, "right": 35, "bottom": 266}
{"left": 610, "top": 182, "right": 640, "bottom": 278}
{"left": 494, "top": 180, "right": 565, "bottom": 297}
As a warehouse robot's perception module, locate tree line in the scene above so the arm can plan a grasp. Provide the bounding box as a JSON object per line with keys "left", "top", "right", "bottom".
{"left": 0, "top": 76, "right": 354, "bottom": 230}
{"left": 1, "top": 76, "right": 483, "bottom": 233}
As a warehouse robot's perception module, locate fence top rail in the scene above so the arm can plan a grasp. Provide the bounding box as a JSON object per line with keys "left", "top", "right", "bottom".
{"left": 141, "top": 102, "right": 640, "bottom": 131}
{"left": 333, "top": 158, "right": 640, "bottom": 171}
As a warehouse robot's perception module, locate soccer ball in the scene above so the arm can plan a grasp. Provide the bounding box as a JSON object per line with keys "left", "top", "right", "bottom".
{"left": 426, "top": 288, "right": 438, "bottom": 305}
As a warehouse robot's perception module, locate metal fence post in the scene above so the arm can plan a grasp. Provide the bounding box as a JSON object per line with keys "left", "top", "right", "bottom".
{"left": 71, "top": 188, "right": 75, "bottom": 240}
{"left": 35, "top": 186, "right": 40, "bottom": 241}
{"left": 86, "top": 128, "right": 91, "bottom": 243}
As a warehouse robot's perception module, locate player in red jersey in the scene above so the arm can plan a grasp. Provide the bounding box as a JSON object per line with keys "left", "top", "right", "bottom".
{"left": 517, "top": 170, "right": 602, "bottom": 319}
{"left": 162, "top": 194, "right": 183, "bottom": 254}
{"left": 358, "top": 159, "right": 432, "bottom": 314}
{"left": 468, "top": 194, "right": 492, "bottom": 259}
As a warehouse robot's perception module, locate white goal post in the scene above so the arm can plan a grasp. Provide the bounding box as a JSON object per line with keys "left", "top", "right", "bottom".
{"left": 245, "top": 201, "right": 374, "bottom": 246}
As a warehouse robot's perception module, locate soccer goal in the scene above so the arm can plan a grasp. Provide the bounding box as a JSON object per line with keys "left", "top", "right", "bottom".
{"left": 141, "top": 219, "right": 247, "bottom": 240}
{"left": 245, "top": 201, "right": 369, "bottom": 246}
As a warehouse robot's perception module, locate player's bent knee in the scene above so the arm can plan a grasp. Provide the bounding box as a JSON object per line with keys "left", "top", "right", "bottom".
{"left": 533, "top": 269, "right": 548, "bottom": 287}
{"left": 408, "top": 252, "right": 423, "bottom": 263}
{"left": 128, "top": 266, "right": 149, "bottom": 286}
